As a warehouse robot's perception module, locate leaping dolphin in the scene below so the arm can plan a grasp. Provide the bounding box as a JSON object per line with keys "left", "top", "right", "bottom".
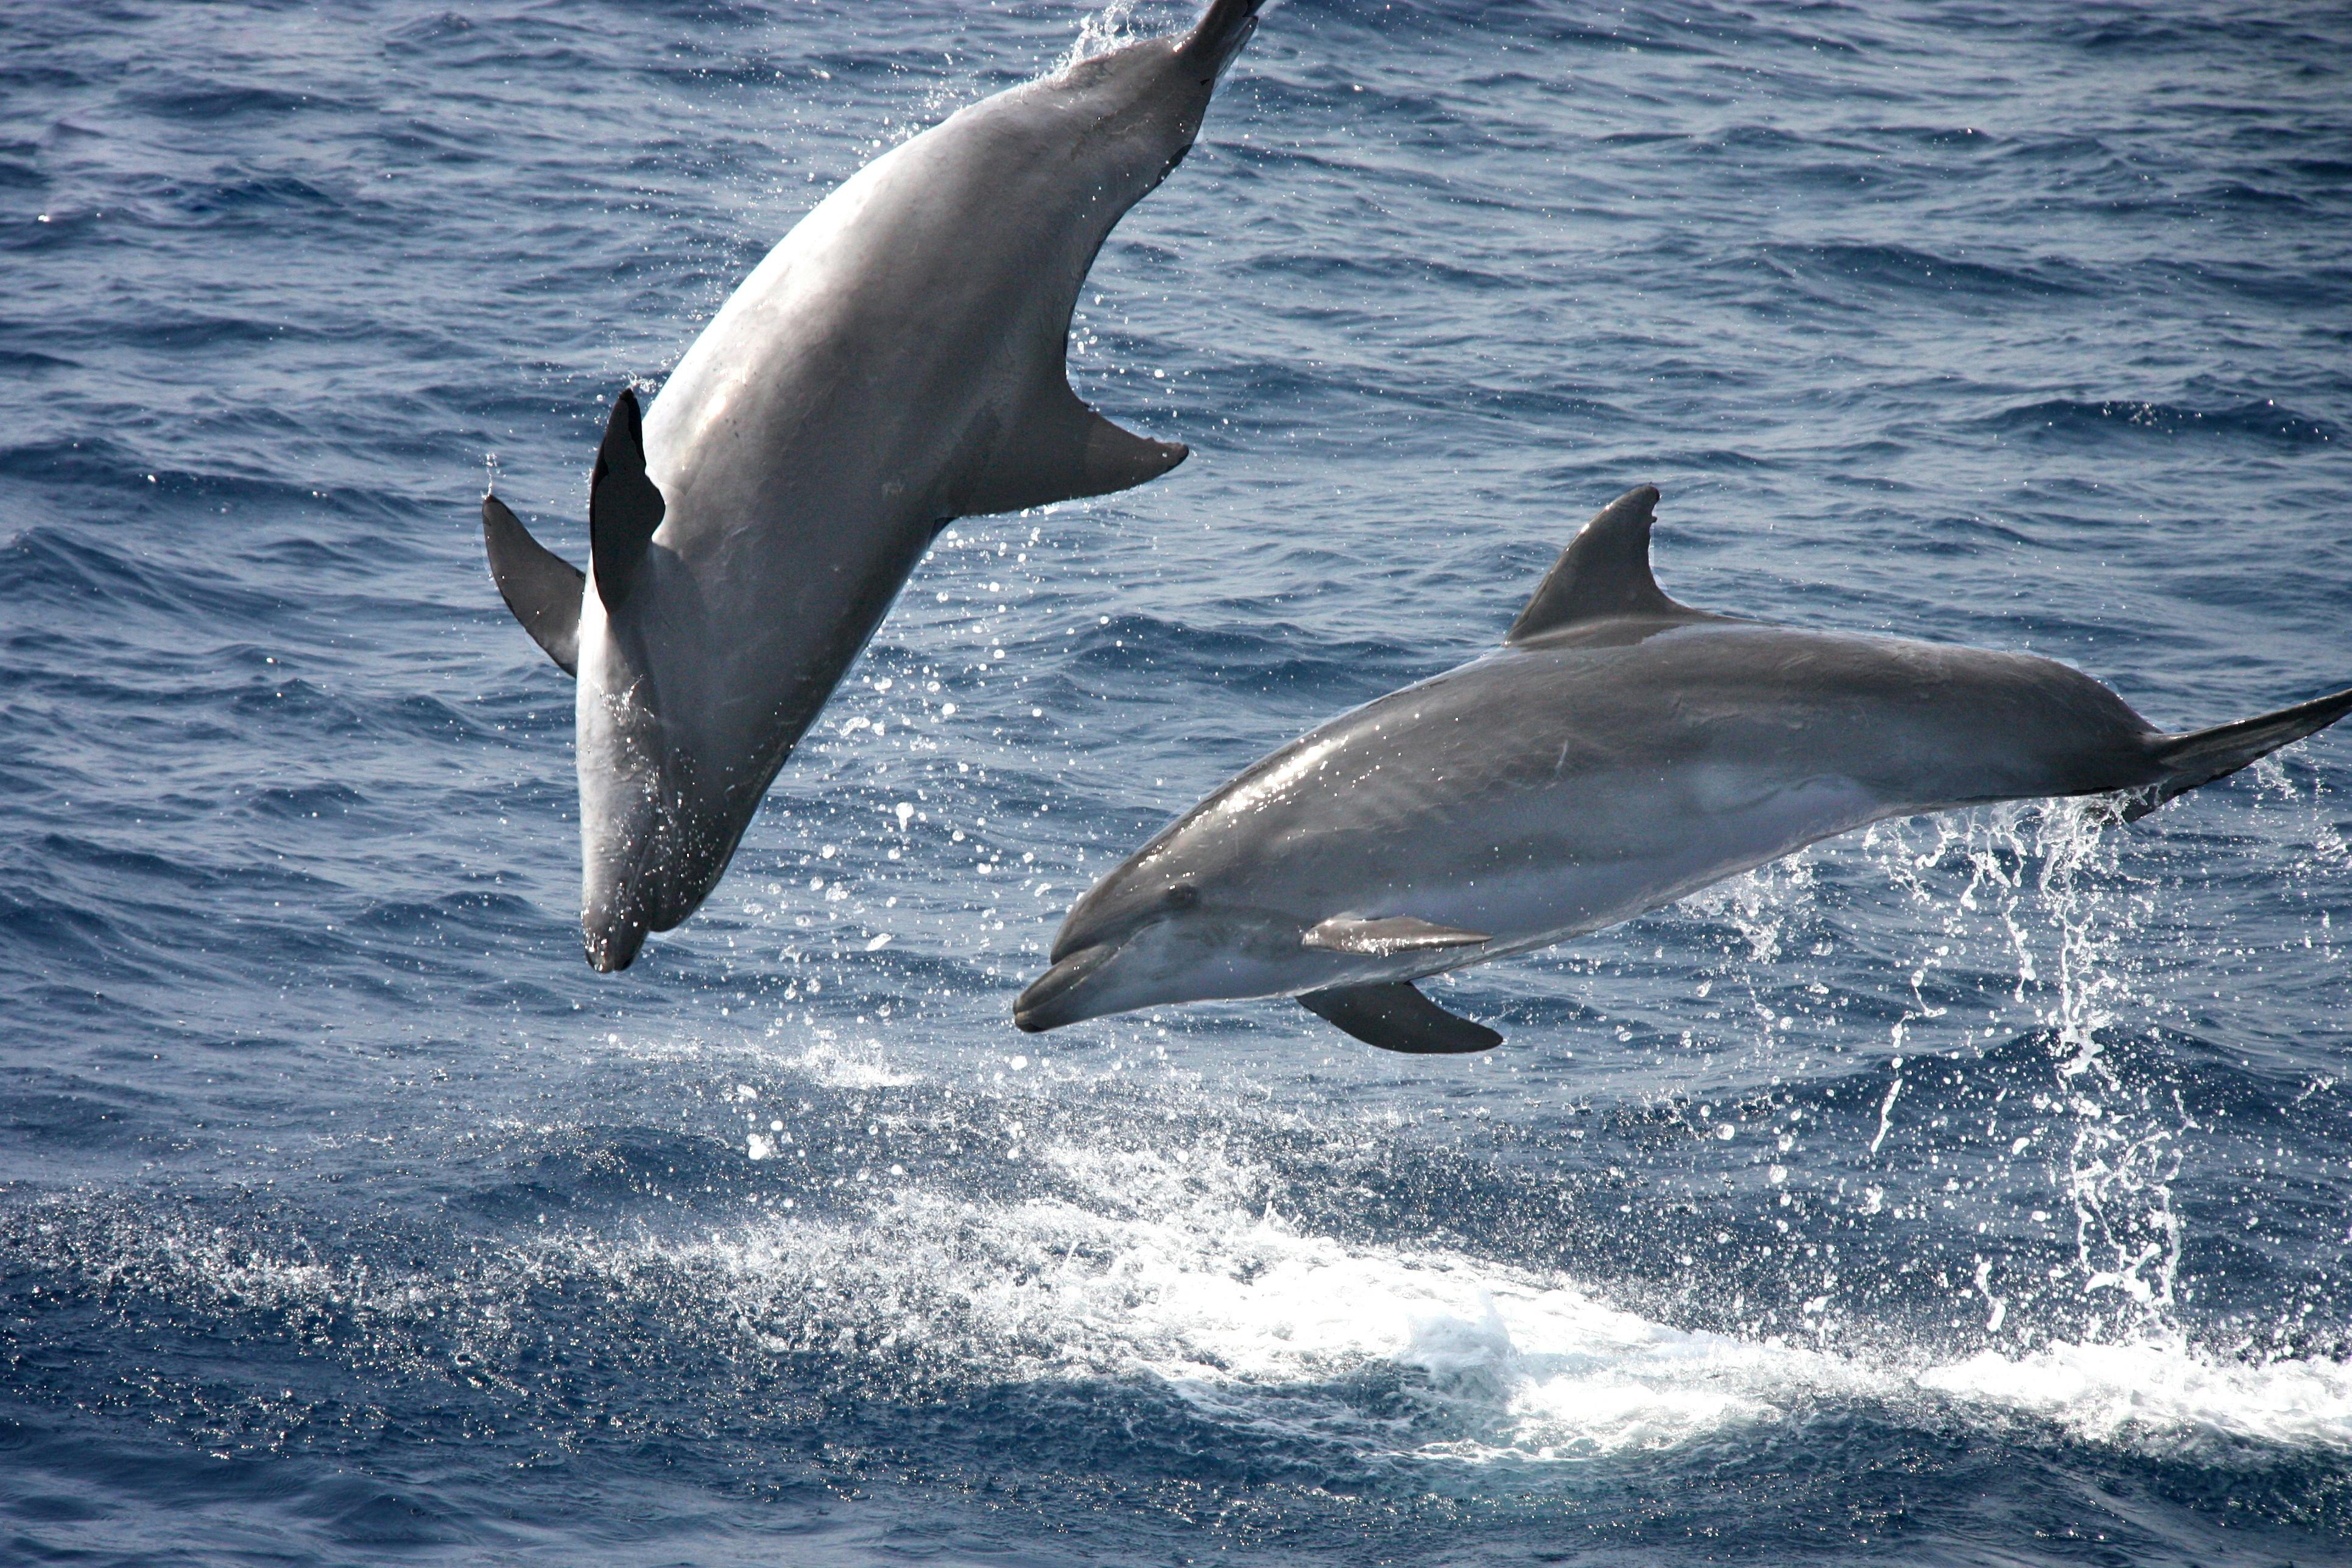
{"left": 481, "top": 0, "right": 1266, "bottom": 970}
{"left": 1016, "top": 487, "right": 2352, "bottom": 1053}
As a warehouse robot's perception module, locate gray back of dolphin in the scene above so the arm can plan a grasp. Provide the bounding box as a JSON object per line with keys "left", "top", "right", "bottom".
{"left": 1016, "top": 486, "right": 2352, "bottom": 1053}
{"left": 480, "top": 1, "right": 1265, "bottom": 970}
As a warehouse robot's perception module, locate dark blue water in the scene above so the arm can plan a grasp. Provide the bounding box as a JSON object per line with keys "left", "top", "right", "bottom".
{"left": 5, "top": 1, "right": 2351, "bottom": 1562}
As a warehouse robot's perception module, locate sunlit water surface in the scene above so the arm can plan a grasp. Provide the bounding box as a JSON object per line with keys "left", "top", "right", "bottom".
{"left": 4, "top": 1, "right": 2350, "bottom": 1563}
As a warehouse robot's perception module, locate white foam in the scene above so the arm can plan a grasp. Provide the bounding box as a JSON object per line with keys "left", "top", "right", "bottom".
{"left": 645, "top": 1135, "right": 2352, "bottom": 1465}
{"left": 1918, "top": 1339, "right": 2352, "bottom": 1452}
{"left": 40, "top": 1130, "right": 2352, "bottom": 1472}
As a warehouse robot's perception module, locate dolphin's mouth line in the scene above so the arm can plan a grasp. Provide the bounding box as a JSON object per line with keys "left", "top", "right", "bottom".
{"left": 1014, "top": 941, "right": 1120, "bottom": 1032}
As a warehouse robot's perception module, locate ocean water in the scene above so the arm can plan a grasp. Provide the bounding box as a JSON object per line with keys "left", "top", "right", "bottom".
{"left": 4, "top": 0, "right": 2350, "bottom": 1561}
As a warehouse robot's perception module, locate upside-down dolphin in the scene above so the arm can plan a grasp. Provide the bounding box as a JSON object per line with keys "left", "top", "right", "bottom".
{"left": 1016, "top": 487, "right": 2352, "bottom": 1052}
{"left": 481, "top": 0, "right": 1264, "bottom": 970}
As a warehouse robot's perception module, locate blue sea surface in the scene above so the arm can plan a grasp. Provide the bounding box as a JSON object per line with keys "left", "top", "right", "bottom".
{"left": 4, "top": 1, "right": 2351, "bottom": 1563}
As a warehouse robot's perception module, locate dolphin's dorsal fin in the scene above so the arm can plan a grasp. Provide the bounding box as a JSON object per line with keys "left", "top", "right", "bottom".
{"left": 960, "top": 379, "right": 1188, "bottom": 517}
{"left": 590, "top": 387, "right": 666, "bottom": 610}
{"left": 1302, "top": 914, "right": 1489, "bottom": 957}
{"left": 483, "top": 495, "right": 585, "bottom": 677}
{"left": 1298, "top": 982, "right": 1502, "bottom": 1054}
{"left": 1505, "top": 485, "right": 1703, "bottom": 644}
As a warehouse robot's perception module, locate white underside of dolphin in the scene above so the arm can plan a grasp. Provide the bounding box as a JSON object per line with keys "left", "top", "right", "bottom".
{"left": 482, "top": 0, "right": 1266, "bottom": 970}
{"left": 1017, "top": 487, "right": 2352, "bottom": 1053}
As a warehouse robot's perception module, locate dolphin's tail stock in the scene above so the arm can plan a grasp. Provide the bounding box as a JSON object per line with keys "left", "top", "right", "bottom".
{"left": 2122, "top": 683, "right": 2352, "bottom": 821}
{"left": 1180, "top": 0, "right": 1266, "bottom": 80}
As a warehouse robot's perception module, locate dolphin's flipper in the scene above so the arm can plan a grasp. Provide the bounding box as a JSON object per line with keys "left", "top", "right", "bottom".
{"left": 483, "top": 495, "right": 585, "bottom": 677}
{"left": 2122, "top": 683, "right": 2352, "bottom": 821}
{"left": 962, "top": 382, "right": 1188, "bottom": 516}
{"left": 1507, "top": 484, "right": 1713, "bottom": 644}
{"left": 1299, "top": 982, "right": 1503, "bottom": 1055}
{"left": 1303, "top": 914, "right": 1490, "bottom": 957}
{"left": 589, "top": 387, "right": 666, "bottom": 611}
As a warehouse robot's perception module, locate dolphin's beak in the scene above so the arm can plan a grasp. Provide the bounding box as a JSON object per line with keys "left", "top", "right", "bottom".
{"left": 1013, "top": 941, "right": 1119, "bottom": 1032}
{"left": 583, "top": 915, "right": 647, "bottom": 973}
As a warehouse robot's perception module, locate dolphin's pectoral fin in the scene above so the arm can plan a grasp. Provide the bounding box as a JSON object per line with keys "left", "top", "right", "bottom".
{"left": 960, "top": 381, "right": 1187, "bottom": 516}
{"left": 1507, "top": 485, "right": 1714, "bottom": 644}
{"left": 1071, "top": 405, "right": 1188, "bottom": 497}
{"left": 2122, "top": 683, "right": 2352, "bottom": 821}
{"left": 483, "top": 494, "right": 585, "bottom": 677}
{"left": 589, "top": 387, "right": 666, "bottom": 610}
{"left": 1302, "top": 914, "right": 1490, "bottom": 957}
{"left": 1298, "top": 982, "right": 1502, "bottom": 1055}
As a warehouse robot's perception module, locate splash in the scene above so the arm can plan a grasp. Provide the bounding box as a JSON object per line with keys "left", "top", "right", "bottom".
{"left": 779, "top": 1031, "right": 919, "bottom": 1091}
{"left": 1864, "top": 799, "right": 2184, "bottom": 1332}
{"left": 597, "top": 1135, "right": 2352, "bottom": 1464}
{"left": 17, "top": 1117, "right": 2351, "bottom": 1479}
{"left": 1058, "top": 1, "right": 1191, "bottom": 72}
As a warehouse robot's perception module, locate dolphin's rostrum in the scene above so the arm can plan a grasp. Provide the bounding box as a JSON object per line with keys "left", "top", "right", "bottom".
{"left": 482, "top": 0, "right": 1266, "bottom": 970}
{"left": 1018, "top": 487, "right": 2352, "bottom": 1052}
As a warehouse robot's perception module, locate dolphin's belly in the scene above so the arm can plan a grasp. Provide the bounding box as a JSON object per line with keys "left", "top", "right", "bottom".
{"left": 1423, "top": 773, "right": 1890, "bottom": 965}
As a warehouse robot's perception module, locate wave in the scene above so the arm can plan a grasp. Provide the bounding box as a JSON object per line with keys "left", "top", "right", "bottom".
{"left": 1984, "top": 398, "right": 2339, "bottom": 448}
{"left": 1766, "top": 241, "right": 2090, "bottom": 300}
{"left": 15, "top": 1133, "right": 2347, "bottom": 1477}
{"left": 124, "top": 83, "right": 337, "bottom": 123}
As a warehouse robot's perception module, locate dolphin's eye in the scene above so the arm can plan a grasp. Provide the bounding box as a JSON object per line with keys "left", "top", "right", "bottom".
{"left": 1164, "top": 884, "right": 1200, "bottom": 910}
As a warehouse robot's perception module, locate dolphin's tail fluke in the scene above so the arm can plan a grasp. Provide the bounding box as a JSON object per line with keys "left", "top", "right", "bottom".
{"left": 2124, "top": 683, "right": 2352, "bottom": 821}
{"left": 1180, "top": 0, "right": 1264, "bottom": 79}
{"left": 484, "top": 495, "right": 585, "bottom": 677}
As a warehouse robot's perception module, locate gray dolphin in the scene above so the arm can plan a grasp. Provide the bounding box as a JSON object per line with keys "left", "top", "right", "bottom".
{"left": 1016, "top": 487, "right": 2352, "bottom": 1052}
{"left": 481, "top": 0, "right": 1264, "bottom": 970}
